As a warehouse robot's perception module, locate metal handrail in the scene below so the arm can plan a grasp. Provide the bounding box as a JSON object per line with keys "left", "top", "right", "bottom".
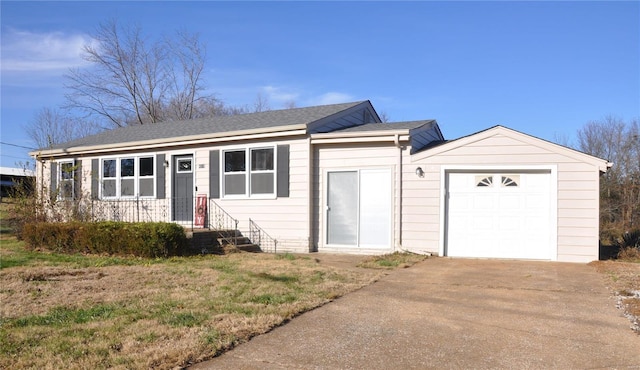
{"left": 249, "top": 218, "right": 277, "bottom": 254}
{"left": 209, "top": 200, "right": 239, "bottom": 247}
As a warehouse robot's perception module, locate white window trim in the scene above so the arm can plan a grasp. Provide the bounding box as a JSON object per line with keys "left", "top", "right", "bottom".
{"left": 176, "top": 157, "right": 193, "bottom": 173}
{"left": 221, "top": 145, "right": 277, "bottom": 199}
{"left": 100, "top": 154, "right": 157, "bottom": 199}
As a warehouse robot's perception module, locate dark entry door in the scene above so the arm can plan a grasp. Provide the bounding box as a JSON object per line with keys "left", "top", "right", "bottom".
{"left": 172, "top": 155, "right": 194, "bottom": 222}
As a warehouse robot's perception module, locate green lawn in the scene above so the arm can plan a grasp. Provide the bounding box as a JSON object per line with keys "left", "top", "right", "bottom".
{"left": 0, "top": 203, "right": 426, "bottom": 369}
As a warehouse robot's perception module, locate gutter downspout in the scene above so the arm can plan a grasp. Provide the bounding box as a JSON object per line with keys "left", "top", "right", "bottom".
{"left": 394, "top": 134, "right": 403, "bottom": 251}
{"left": 307, "top": 137, "right": 315, "bottom": 252}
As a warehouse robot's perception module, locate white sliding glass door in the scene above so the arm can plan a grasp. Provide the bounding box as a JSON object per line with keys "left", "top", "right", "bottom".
{"left": 326, "top": 169, "right": 391, "bottom": 249}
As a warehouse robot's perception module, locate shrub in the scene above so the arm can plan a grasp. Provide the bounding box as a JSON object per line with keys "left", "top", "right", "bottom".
{"left": 615, "top": 230, "right": 640, "bottom": 261}
{"left": 22, "top": 221, "right": 187, "bottom": 258}
{"left": 617, "top": 230, "right": 640, "bottom": 249}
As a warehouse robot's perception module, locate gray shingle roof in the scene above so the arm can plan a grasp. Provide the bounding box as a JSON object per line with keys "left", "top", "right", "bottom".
{"left": 47, "top": 101, "right": 366, "bottom": 150}
{"left": 330, "top": 120, "right": 436, "bottom": 133}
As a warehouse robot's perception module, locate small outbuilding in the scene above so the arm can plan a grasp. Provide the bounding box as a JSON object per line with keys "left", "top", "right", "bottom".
{"left": 0, "top": 166, "right": 34, "bottom": 199}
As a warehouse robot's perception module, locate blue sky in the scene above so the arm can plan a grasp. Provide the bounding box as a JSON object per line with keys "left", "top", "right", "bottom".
{"left": 1, "top": 1, "right": 639, "bottom": 167}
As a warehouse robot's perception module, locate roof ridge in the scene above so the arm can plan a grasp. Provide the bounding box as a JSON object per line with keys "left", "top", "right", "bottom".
{"left": 35, "top": 100, "right": 372, "bottom": 152}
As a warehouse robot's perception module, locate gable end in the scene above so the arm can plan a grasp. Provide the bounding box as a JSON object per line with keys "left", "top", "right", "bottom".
{"left": 308, "top": 101, "right": 381, "bottom": 134}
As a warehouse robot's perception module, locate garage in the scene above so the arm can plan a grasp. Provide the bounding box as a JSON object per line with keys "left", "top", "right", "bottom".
{"left": 445, "top": 170, "right": 554, "bottom": 260}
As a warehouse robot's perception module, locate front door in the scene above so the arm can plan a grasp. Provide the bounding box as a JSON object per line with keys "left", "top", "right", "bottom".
{"left": 172, "top": 155, "right": 194, "bottom": 222}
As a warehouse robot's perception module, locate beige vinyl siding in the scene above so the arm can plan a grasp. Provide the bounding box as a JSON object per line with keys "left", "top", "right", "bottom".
{"left": 399, "top": 156, "right": 440, "bottom": 253}
{"left": 404, "top": 131, "right": 604, "bottom": 262}
{"left": 212, "top": 138, "right": 311, "bottom": 253}
{"left": 195, "top": 150, "right": 209, "bottom": 197}
{"left": 313, "top": 143, "right": 403, "bottom": 254}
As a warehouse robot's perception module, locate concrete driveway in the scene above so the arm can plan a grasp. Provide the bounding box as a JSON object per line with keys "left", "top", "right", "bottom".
{"left": 192, "top": 258, "right": 640, "bottom": 369}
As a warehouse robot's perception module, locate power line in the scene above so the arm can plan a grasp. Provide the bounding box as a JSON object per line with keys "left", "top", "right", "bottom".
{"left": 1, "top": 154, "right": 32, "bottom": 160}
{"left": 0, "top": 141, "right": 36, "bottom": 150}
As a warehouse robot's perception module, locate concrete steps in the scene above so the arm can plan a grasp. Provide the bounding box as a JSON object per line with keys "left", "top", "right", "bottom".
{"left": 187, "top": 229, "right": 261, "bottom": 254}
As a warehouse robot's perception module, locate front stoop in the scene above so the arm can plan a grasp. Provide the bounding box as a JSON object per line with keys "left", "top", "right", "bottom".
{"left": 186, "top": 229, "right": 261, "bottom": 254}
{"left": 215, "top": 230, "right": 262, "bottom": 253}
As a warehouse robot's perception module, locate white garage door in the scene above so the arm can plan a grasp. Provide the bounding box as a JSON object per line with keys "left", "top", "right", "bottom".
{"left": 446, "top": 171, "right": 552, "bottom": 260}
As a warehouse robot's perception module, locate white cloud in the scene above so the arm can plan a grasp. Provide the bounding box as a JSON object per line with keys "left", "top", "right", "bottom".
{"left": 1, "top": 28, "right": 95, "bottom": 72}
{"left": 261, "top": 85, "right": 300, "bottom": 104}
{"left": 311, "top": 92, "right": 356, "bottom": 105}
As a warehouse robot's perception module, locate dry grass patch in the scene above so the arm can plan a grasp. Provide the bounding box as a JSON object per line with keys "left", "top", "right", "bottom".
{"left": 591, "top": 260, "right": 640, "bottom": 333}
{"left": 618, "top": 247, "right": 640, "bottom": 262}
{"left": 0, "top": 246, "right": 384, "bottom": 369}
{"left": 357, "top": 252, "right": 428, "bottom": 269}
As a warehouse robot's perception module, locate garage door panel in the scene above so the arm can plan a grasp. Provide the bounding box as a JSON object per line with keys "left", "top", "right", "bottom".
{"left": 473, "top": 216, "right": 493, "bottom": 230}
{"left": 498, "top": 216, "right": 520, "bottom": 230}
{"left": 498, "top": 194, "right": 521, "bottom": 209}
{"left": 474, "top": 194, "right": 495, "bottom": 209}
{"left": 446, "top": 172, "right": 552, "bottom": 260}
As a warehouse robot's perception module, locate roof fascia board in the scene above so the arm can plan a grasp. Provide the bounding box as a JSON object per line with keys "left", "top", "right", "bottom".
{"left": 34, "top": 126, "right": 307, "bottom": 158}
{"left": 311, "top": 129, "right": 411, "bottom": 140}
{"left": 311, "top": 134, "right": 410, "bottom": 145}
{"left": 412, "top": 125, "right": 610, "bottom": 171}
{"left": 494, "top": 126, "right": 611, "bottom": 170}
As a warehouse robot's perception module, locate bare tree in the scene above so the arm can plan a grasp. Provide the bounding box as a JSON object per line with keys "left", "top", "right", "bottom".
{"left": 252, "top": 92, "right": 271, "bottom": 113}
{"left": 378, "top": 111, "right": 391, "bottom": 123}
{"left": 163, "top": 30, "right": 212, "bottom": 121}
{"left": 576, "top": 116, "right": 640, "bottom": 241}
{"left": 65, "top": 20, "right": 211, "bottom": 128}
{"left": 26, "top": 107, "right": 98, "bottom": 149}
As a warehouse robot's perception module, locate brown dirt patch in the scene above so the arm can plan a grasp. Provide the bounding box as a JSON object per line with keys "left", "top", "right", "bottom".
{"left": 590, "top": 260, "right": 640, "bottom": 333}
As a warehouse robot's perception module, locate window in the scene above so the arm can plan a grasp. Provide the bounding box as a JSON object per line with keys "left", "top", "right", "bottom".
{"left": 59, "top": 161, "right": 75, "bottom": 199}
{"left": 102, "top": 159, "right": 117, "bottom": 197}
{"left": 101, "top": 156, "right": 155, "bottom": 198}
{"left": 223, "top": 147, "right": 275, "bottom": 197}
{"left": 501, "top": 175, "right": 519, "bottom": 187}
{"left": 250, "top": 148, "right": 274, "bottom": 195}
{"left": 476, "top": 176, "right": 493, "bottom": 187}
{"left": 177, "top": 158, "right": 192, "bottom": 173}
{"left": 139, "top": 157, "right": 155, "bottom": 196}
{"left": 120, "top": 158, "right": 135, "bottom": 196}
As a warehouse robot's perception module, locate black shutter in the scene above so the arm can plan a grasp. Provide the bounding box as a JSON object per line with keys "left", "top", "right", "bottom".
{"left": 156, "top": 154, "right": 165, "bottom": 199}
{"left": 74, "top": 160, "right": 82, "bottom": 200}
{"left": 209, "top": 150, "right": 220, "bottom": 199}
{"left": 91, "top": 159, "right": 99, "bottom": 200}
{"left": 277, "top": 145, "right": 290, "bottom": 198}
{"left": 50, "top": 161, "right": 58, "bottom": 200}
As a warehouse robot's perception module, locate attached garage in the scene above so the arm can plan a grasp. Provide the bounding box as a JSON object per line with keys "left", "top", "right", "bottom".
{"left": 445, "top": 170, "right": 555, "bottom": 260}
{"left": 403, "top": 126, "right": 611, "bottom": 263}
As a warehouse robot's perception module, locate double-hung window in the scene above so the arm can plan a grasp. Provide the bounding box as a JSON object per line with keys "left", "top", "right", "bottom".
{"left": 120, "top": 158, "right": 135, "bottom": 196}
{"left": 59, "top": 161, "right": 75, "bottom": 199}
{"left": 223, "top": 147, "right": 275, "bottom": 197}
{"left": 101, "top": 155, "right": 155, "bottom": 198}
